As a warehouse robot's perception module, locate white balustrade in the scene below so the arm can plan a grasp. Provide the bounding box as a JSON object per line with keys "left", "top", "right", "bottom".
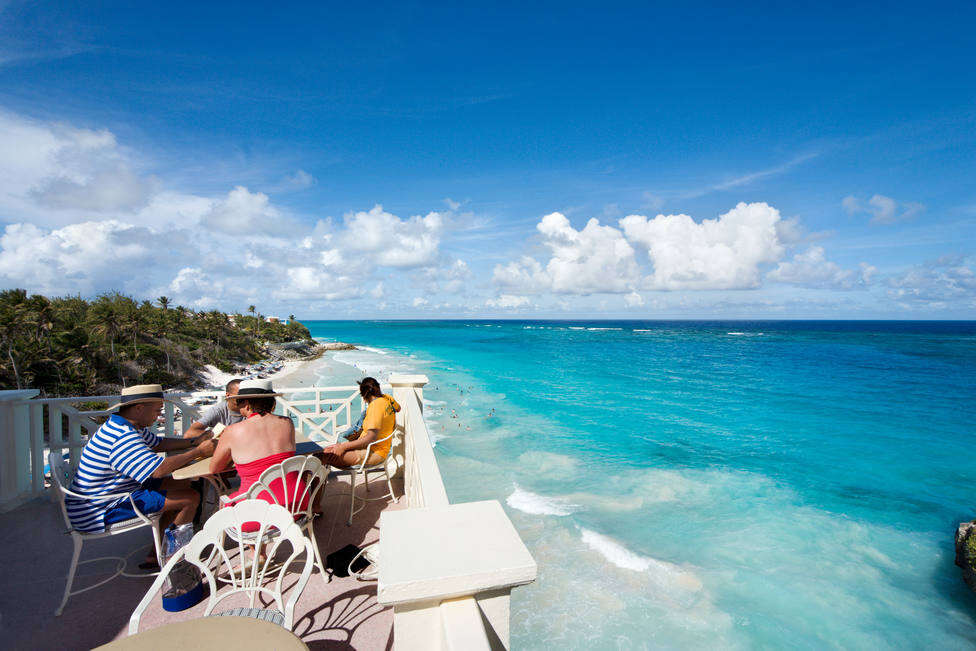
{"left": 385, "top": 375, "right": 536, "bottom": 651}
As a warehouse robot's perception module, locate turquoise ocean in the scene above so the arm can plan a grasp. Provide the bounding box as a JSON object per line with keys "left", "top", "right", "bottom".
{"left": 303, "top": 320, "right": 976, "bottom": 649}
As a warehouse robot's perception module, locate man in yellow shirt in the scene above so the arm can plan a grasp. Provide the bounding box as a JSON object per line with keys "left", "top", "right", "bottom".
{"left": 321, "top": 377, "right": 399, "bottom": 467}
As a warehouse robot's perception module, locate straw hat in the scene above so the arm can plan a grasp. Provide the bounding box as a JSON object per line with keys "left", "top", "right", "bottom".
{"left": 234, "top": 378, "right": 282, "bottom": 399}
{"left": 107, "top": 384, "right": 167, "bottom": 411}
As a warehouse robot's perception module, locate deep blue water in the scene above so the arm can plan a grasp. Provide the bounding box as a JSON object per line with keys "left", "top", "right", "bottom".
{"left": 304, "top": 320, "right": 976, "bottom": 648}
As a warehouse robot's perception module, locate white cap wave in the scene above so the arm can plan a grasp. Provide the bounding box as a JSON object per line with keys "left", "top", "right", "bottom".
{"left": 506, "top": 484, "right": 578, "bottom": 516}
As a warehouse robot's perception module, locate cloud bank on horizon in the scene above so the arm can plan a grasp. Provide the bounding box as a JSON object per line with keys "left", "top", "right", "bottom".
{"left": 0, "top": 109, "right": 972, "bottom": 318}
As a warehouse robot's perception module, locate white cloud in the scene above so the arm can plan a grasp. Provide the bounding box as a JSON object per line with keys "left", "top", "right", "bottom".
{"left": 843, "top": 194, "right": 925, "bottom": 226}
{"left": 412, "top": 297, "right": 428, "bottom": 307}
{"left": 201, "top": 186, "right": 281, "bottom": 233}
{"left": 486, "top": 294, "right": 530, "bottom": 309}
{"left": 279, "top": 169, "right": 316, "bottom": 191}
{"left": 0, "top": 220, "right": 168, "bottom": 296}
{"left": 422, "top": 259, "right": 471, "bottom": 294}
{"left": 886, "top": 256, "right": 976, "bottom": 308}
{"left": 0, "top": 111, "right": 159, "bottom": 223}
{"left": 620, "top": 202, "right": 786, "bottom": 290}
{"left": 342, "top": 204, "right": 444, "bottom": 268}
{"left": 767, "top": 246, "right": 875, "bottom": 289}
{"left": 625, "top": 291, "right": 644, "bottom": 307}
{"left": 493, "top": 212, "right": 640, "bottom": 295}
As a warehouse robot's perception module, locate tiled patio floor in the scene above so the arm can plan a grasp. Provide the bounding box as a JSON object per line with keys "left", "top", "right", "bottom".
{"left": 0, "top": 474, "right": 403, "bottom": 650}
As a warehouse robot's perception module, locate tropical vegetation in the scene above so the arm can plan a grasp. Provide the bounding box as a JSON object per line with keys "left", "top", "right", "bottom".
{"left": 0, "top": 289, "right": 312, "bottom": 396}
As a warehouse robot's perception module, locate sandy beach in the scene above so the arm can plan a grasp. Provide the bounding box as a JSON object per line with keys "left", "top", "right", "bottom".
{"left": 199, "top": 342, "right": 364, "bottom": 391}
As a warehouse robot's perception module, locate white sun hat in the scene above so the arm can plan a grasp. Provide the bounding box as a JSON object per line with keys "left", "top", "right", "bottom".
{"left": 233, "top": 378, "right": 283, "bottom": 399}
{"left": 107, "top": 384, "right": 169, "bottom": 411}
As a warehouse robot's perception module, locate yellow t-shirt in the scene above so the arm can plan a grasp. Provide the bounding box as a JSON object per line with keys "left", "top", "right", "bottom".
{"left": 362, "top": 395, "right": 398, "bottom": 459}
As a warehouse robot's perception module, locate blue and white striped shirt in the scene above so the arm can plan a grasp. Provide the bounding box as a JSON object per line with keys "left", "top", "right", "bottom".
{"left": 66, "top": 414, "right": 162, "bottom": 533}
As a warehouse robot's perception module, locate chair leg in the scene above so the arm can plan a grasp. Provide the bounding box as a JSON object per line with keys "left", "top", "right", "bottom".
{"left": 347, "top": 470, "right": 357, "bottom": 526}
{"left": 386, "top": 466, "right": 399, "bottom": 503}
{"left": 55, "top": 535, "right": 83, "bottom": 616}
{"left": 150, "top": 521, "right": 163, "bottom": 567}
{"left": 306, "top": 524, "right": 330, "bottom": 585}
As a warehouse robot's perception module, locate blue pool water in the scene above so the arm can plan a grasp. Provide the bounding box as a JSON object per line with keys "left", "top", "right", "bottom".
{"left": 304, "top": 320, "right": 976, "bottom": 648}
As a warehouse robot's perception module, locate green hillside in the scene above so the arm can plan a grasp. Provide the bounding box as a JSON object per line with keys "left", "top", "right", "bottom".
{"left": 0, "top": 289, "right": 312, "bottom": 396}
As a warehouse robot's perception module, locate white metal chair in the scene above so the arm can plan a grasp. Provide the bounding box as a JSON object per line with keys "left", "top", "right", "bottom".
{"left": 49, "top": 453, "right": 164, "bottom": 616}
{"left": 221, "top": 455, "right": 329, "bottom": 584}
{"left": 129, "top": 499, "right": 314, "bottom": 634}
{"left": 347, "top": 542, "right": 378, "bottom": 581}
{"left": 330, "top": 432, "right": 399, "bottom": 525}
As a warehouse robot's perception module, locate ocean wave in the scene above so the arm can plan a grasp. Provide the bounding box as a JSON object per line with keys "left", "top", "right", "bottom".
{"left": 358, "top": 345, "right": 389, "bottom": 354}
{"left": 429, "top": 432, "right": 448, "bottom": 446}
{"left": 587, "top": 327, "right": 622, "bottom": 331}
{"left": 425, "top": 399, "right": 447, "bottom": 406}
{"left": 633, "top": 329, "right": 653, "bottom": 332}
{"left": 727, "top": 332, "right": 764, "bottom": 336}
{"left": 507, "top": 484, "right": 577, "bottom": 516}
{"left": 579, "top": 528, "right": 704, "bottom": 593}
{"left": 568, "top": 326, "right": 585, "bottom": 330}
{"left": 580, "top": 527, "right": 653, "bottom": 571}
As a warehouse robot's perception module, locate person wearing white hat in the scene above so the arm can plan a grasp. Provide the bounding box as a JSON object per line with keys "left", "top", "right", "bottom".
{"left": 67, "top": 384, "right": 218, "bottom": 558}
{"left": 209, "top": 379, "right": 309, "bottom": 530}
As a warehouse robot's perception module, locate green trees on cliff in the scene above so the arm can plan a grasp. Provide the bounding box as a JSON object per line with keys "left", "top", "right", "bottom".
{"left": 0, "top": 289, "right": 311, "bottom": 396}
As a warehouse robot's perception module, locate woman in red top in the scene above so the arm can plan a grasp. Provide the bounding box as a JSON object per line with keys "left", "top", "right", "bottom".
{"left": 210, "top": 379, "right": 308, "bottom": 529}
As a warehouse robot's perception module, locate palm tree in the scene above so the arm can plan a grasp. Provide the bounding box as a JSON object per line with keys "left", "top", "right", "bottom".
{"left": 157, "top": 296, "right": 171, "bottom": 310}
{"left": 248, "top": 305, "right": 256, "bottom": 316}
{"left": 288, "top": 314, "right": 296, "bottom": 322}
{"left": 0, "top": 289, "right": 29, "bottom": 389}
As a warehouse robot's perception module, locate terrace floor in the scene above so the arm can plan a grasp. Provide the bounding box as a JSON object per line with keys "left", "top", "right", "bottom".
{"left": 0, "top": 474, "right": 404, "bottom": 650}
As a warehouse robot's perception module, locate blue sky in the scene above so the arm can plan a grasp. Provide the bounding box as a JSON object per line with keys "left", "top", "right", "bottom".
{"left": 0, "top": 1, "right": 973, "bottom": 318}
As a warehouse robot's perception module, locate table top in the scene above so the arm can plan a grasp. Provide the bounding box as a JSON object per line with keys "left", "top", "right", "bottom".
{"left": 171, "top": 433, "right": 326, "bottom": 481}
{"left": 97, "top": 616, "right": 308, "bottom": 650}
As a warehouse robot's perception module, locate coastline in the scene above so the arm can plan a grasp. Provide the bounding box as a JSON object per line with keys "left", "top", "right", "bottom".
{"left": 198, "top": 341, "right": 359, "bottom": 390}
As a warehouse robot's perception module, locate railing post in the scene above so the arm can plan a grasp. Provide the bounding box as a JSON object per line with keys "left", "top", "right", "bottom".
{"left": 389, "top": 375, "right": 429, "bottom": 501}
{"left": 0, "top": 389, "right": 40, "bottom": 509}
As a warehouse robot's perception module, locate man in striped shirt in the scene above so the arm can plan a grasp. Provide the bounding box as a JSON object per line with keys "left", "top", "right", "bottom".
{"left": 67, "top": 384, "right": 217, "bottom": 540}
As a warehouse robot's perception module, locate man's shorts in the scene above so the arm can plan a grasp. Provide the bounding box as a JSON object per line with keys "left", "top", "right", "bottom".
{"left": 104, "top": 478, "right": 167, "bottom": 525}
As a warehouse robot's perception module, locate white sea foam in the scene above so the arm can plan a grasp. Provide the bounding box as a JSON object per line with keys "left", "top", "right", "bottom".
{"left": 579, "top": 528, "right": 704, "bottom": 593}
{"left": 429, "top": 432, "right": 448, "bottom": 446}
{"left": 358, "top": 345, "right": 389, "bottom": 355}
{"left": 425, "top": 399, "right": 447, "bottom": 406}
{"left": 587, "top": 327, "right": 622, "bottom": 331}
{"left": 507, "top": 484, "right": 577, "bottom": 516}
{"left": 727, "top": 332, "right": 763, "bottom": 336}
{"left": 633, "top": 329, "right": 653, "bottom": 332}
{"left": 569, "top": 326, "right": 585, "bottom": 330}
{"left": 580, "top": 527, "right": 654, "bottom": 571}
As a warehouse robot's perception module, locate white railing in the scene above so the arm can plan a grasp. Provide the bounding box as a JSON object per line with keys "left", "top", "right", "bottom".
{"left": 0, "top": 386, "right": 365, "bottom": 509}
{"left": 386, "top": 375, "right": 536, "bottom": 651}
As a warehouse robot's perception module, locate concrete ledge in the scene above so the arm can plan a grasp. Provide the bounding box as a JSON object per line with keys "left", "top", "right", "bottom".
{"left": 389, "top": 374, "right": 430, "bottom": 387}
{"left": 378, "top": 500, "right": 537, "bottom": 606}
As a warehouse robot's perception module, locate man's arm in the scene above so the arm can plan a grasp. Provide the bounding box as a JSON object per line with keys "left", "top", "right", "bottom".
{"left": 324, "top": 427, "right": 377, "bottom": 455}
{"left": 151, "top": 439, "right": 217, "bottom": 479}
{"left": 182, "top": 421, "right": 209, "bottom": 440}
{"left": 181, "top": 403, "right": 222, "bottom": 439}
{"left": 153, "top": 432, "right": 211, "bottom": 453}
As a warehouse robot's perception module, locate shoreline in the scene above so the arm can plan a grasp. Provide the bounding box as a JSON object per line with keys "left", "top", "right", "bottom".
{"left": 198, "top": 341, "right": 360, "bottom": 390}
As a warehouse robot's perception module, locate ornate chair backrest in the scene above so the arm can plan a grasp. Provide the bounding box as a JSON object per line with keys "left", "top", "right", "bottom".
{"left": 251, "top": 454, "right": 327, "bottom": 518}
{"left": 128, "top": 500, "right": 313, "bottom": 634}
{"left": 189, "top": 500, "right": 312, "bottom": 627}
